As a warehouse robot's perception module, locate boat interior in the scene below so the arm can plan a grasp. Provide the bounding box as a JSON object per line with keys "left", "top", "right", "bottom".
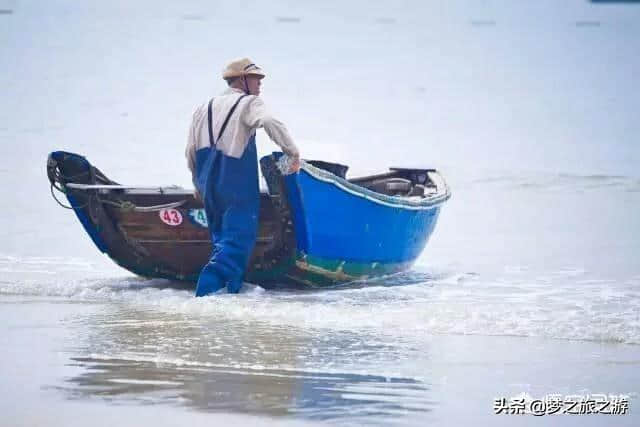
{"left": 305, "top": 160, "right": 440, "bottom": 199}
{"left": 349, "top": 169, "right": 438, "bottom": 198}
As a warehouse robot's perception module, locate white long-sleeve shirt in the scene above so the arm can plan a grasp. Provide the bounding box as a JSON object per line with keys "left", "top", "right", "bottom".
{"left": 185, "top": 87, "right": 300, "bottom": 180}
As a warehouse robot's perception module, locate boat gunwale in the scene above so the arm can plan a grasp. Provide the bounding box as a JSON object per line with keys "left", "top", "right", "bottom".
{"left": 62, "top": 159, "right": 452, "bottom": 210}
{"left": 297, "top": 161, "right": 451, "bottom": 211}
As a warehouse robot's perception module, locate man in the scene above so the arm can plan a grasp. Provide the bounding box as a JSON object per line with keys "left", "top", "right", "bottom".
{"left": 185, "top": 58, "right": 300, "bottom": 297}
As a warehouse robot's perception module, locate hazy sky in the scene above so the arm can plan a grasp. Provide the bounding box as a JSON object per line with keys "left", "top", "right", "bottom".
{"left": 1, "top": 0, "right": 639, "bottom": 183}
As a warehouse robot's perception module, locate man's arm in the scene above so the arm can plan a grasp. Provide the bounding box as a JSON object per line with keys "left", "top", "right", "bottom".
{"left": 185, "top": 110, "right": 200, "bottom": 194}
{"left": 243, "top": 96, "right": 300, "bottom": 171}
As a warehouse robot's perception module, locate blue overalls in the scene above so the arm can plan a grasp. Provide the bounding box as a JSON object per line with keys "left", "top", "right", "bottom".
{"left": 193, "top": 96, "right": 260, "bottom": 296}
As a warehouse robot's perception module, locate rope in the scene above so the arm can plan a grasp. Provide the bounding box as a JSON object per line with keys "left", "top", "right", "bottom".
{"left": 126, "top": 200, "right": 186, "bottom": 212}
{"left": 50, "top": 183, "right": 86, "bottom": 210}
{"left": 49, "top": 162, "right": 186, "bottom": 213}
{"left": 97, "top": 198, "right": 186, "bottom": 212}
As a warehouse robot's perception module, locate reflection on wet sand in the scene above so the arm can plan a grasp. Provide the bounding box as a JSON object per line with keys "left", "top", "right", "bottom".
{"left": 60, "top": 307, "right": 433, "bottom": 422}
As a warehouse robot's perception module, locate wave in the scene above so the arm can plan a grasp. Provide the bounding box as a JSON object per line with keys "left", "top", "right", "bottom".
{"left": 1, "top": 256, "right": 638, "bottom": 346}
{"left": 471, "top": 172, "right": 640, "bottom": 192}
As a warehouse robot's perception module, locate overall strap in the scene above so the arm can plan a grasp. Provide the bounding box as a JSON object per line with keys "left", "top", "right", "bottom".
{"left": 207, "top": 99, "right": 214, "bottom": 146}
{"left": 207, "top": 94, "right": 248, "bottom": 147}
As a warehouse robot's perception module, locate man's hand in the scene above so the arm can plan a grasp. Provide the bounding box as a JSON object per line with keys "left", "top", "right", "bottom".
{"left": 289, "top": 156, "right": 301, "bottom": 174}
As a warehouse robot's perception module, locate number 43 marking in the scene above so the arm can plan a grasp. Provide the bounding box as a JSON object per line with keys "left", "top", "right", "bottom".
{"left": 159, "top": 208, "right": 183, "bottom": 226}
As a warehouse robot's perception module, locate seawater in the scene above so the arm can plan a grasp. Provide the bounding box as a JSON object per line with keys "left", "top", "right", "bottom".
{"left": 1, "top": 0, "right": 639, "bottom": 426}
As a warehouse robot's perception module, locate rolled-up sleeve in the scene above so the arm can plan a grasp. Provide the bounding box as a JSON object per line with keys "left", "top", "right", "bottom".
{"left": 185, "top": 111, "right": 198, "bottom": 183}
{"left": 243, "top": 97, "right": 300, "bottom": 159}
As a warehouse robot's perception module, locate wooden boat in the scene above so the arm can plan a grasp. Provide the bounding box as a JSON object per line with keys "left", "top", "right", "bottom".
{"left": 47, "top": 151, "right": 450, "bottom": 289}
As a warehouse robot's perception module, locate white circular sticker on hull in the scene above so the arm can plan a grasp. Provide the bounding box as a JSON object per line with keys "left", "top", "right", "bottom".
{"left": 159, "top": 208, "right": 183, "bottom": 226}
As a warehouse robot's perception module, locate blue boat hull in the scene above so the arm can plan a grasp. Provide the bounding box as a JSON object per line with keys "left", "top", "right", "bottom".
{"left": 274, "top": 160, "right": 447, "bottom": 284}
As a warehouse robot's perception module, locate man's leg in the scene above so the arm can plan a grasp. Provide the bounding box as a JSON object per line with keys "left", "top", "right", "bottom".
{"left": 203, "top": 202, "right": 259, "bottom": 295}
{"left": 195, "top": 263, "right": 224, "bottom": 297}
{"left": 195, "top": 199, "right": 225, "bottom": 297}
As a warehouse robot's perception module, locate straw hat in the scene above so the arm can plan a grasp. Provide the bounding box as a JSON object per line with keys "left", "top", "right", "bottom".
{"left": 222, "top": 58, "right": 266, "bottom": 80}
